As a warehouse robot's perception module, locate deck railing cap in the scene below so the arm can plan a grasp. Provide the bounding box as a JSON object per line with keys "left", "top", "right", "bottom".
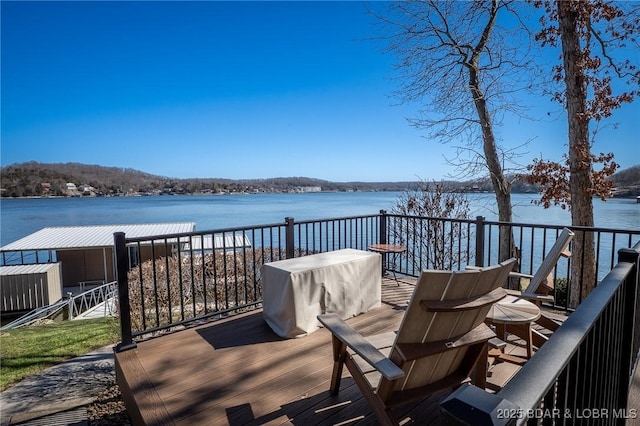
{"left": 440, "top": 384, "right": 518, "bottom": 426}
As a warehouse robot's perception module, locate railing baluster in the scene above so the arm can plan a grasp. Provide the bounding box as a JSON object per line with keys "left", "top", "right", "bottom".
{"left": 199, "top": 234, "right": 207, "bottom": 315}
{"left": 176, "top": 236, "right": 185, "bottom": 322}
{"left": 135, "top": 241, "right": 146, "bottom": 332}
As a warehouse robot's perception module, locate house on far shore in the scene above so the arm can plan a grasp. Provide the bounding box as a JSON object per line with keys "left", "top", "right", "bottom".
{"left": 0, "top": 222, "right": 196, "bottom": 316}
{"left": 64, "top": 182, "right": 80, "bottom": 197}
{"left": 78, "top": 184, "right": 96, "bottom": 195}
{"left": 40, "top": 182, "right": 51, "bottom": 195}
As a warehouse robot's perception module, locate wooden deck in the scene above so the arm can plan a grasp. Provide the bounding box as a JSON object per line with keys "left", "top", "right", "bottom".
{"left": 115, "top": 277, "right": 533, "bottom": 425}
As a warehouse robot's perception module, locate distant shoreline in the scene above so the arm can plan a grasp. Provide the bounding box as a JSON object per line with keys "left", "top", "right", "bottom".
{"left": 2, "top": 161, "right": 638, "bottom": 199}
{"left": 2, "top": 190, "right": 639, "bottom": 200}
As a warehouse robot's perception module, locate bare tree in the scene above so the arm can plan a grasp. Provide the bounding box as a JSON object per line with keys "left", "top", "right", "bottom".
{"left": 390, "top": 181, "right": 471, "bottom": 271}
{"left": 523, "top": 0, "right": 639, "bottom": 304}
{"left": 376, "top": 0, "right": 539, "bottom": 262}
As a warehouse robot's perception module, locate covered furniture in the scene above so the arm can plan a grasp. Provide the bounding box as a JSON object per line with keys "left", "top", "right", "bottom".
{"left": 262, "top": 249, "right": 381, "bottom": 338}
{"left": 318, "top": 258, "right": 516, "bottom": 426}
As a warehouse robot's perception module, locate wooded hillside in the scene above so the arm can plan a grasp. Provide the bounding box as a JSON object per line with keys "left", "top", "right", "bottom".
{"left": 0, "top": 162, "right": 418, "bottom": 197}
{"left": 1, "top": 161, "right": 638, "bottom": 198}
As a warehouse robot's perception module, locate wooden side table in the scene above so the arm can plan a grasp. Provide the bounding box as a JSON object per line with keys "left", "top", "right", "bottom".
{"left": 486, "top": 295, "right": 541, "bottom": 359}
{"left": 367, "top": 244, "right": 406, "bottom": 284}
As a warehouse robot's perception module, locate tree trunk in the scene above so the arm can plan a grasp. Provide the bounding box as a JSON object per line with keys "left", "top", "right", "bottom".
{"left": 558, "top": 0, "right": 596, "bottom": 307}
{"left": 465, "top": 0, "right": 515, "bottom": 265}
{"left": 468, "top": 68, "right": 516, "bottom": 264}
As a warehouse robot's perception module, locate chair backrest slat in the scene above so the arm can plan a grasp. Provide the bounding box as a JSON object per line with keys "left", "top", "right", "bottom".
{"left": 522, "top": 228, "right": 574, "bottom": 297}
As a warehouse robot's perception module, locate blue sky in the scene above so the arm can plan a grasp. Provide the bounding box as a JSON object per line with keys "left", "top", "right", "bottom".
{"left": 1, "top": 1, "right": 638, "bottom": 182}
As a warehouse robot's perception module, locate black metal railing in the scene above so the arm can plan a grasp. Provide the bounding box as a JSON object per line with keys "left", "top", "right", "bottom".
{"left": 441, "top": 241, "right": 640, "bottom": 425}
{"left": 114, "top": 221, "right": 287, "bottom": 348}
{"left": 383, "top": 213, "right": 640, "bottom": 310}
{"left": 290, "top": 214, "right": 381, "bottom": 256}
{"left": 114, "top": 213, "right": 640, "bottom": 350}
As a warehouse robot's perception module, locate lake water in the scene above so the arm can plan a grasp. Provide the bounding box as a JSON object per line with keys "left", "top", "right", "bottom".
{"left": 1, "top": 192, "right": 638, "bottom": 247}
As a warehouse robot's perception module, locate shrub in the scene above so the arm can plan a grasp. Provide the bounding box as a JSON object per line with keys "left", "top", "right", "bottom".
{"left": 554, "top": 278, "right": 570, "bottom": 308}
{"left": 390, "top": 181, "right": 472, "bottom": 271}
{"left": 125, "top": 248, "right": 284, "bottom": 333}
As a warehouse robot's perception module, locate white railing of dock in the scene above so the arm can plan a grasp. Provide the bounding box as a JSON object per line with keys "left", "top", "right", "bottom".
{"left": 1, "top": 281, "right": 118, "bottom": 329}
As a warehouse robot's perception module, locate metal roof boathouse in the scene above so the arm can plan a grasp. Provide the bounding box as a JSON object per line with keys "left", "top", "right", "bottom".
{"left": 1, "top": 223, "right": 197, "bottom": 252}
{"left": 0, "top": 223, "right": 196, "bottom": 314}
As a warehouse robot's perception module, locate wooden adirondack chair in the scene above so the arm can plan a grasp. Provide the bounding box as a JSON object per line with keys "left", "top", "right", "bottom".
{"left": 496, "top": 227, "right": 574, "bottom": 349}
{"left": 317, "top": 258, "right": 517, "bottom": 426}
{"left": 507, "top": 227, "right": 574, "bottom": 306}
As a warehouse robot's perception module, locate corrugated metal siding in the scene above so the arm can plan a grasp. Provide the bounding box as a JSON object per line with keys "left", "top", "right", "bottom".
{"left": 0, "top": 262, "right": 62, "bottom": 311}
{"left": 0, "top": 263, "right": 60, "bottom": 276}
{"left": 0, "top": 223, "right": 196, "bottom": 251}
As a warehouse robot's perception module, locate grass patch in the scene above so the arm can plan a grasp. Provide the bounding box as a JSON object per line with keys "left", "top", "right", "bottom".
{"left": 0, "top": 317, "right": 120, "bottom": 390}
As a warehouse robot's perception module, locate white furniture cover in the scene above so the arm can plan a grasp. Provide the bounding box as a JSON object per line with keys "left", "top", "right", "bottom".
{"left": 262, "top": 249, "right": 382, "bottom": 338}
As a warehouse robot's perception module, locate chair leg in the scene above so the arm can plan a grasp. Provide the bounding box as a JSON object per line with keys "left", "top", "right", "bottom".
{"left": 474, "top": 342, "right": 489, "bottom": 389}
{"left": 505, "top": 323, "right": 535, "bottom": 358}
{"left": 530, "top": 328, "right": 548, "bottom": 349}
{"left": 525, "top": 323, "right": 534, "bottom": 359}
{"left": 330, "top": 335, "right": 347, "bottom": 394}
{"left": 495, "top": 323, "right": 507, "bottom": 341}
{"left": 455, "top": 342, "right": 490, "bottom": 391}
{"left": 390, "top": 253, "right": 400, "bottom": 286}
{"left": 536, "top": 313, "right": 561, "bottom": 332}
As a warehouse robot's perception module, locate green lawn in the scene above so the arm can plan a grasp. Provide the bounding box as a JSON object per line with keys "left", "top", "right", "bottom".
{"left": 0, "top": 317, "right": 120, "bottom": 390}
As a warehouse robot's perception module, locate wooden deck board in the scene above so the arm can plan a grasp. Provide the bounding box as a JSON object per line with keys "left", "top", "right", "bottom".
{"left": 115, "top": 277, "right": 551, "bottom": 425}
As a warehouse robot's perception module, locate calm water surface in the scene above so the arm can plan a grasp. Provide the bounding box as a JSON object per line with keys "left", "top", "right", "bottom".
{"left": 1, "top": 192, "right": 638, "bottom": 247}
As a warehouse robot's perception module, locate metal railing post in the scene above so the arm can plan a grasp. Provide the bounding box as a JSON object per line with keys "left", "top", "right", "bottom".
{"left": 114, "top": 232, "right": 136, "bottom": 351}
{"left": 440, "top": 384, "right": 518, "bottom": 425}
{"left": 67, "top": 292, "right": 74, "bottom": 320}
{"left": 285, "top": 217, "right": 295, "bottom": 259}
{"left": 475, "top": 216, "right": 485, "bottom": 267}
{"left": 617, "top": 245, "right": 640, "bottom": 410}
{"left": 379, "top": 210, "right": 387, "bottom": 244}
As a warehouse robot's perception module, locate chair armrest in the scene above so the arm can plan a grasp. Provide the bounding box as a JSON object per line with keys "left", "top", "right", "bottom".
{"left": 509, "top": 271, "right": 534, "bottom": 293}
{"left": 505, "top": 289, "right": 555, "bottom": 303}
{"left": 509, "top": 271, "right": 534, "bottom": 280}
{"left": 421, "top": 287, "right": 507, "bottom": 312}
{"left": 317, "top": 313, "right": 405, "bottom": 381}
{"left": 396, "top": 323, "right": 496, "bottom": 362}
